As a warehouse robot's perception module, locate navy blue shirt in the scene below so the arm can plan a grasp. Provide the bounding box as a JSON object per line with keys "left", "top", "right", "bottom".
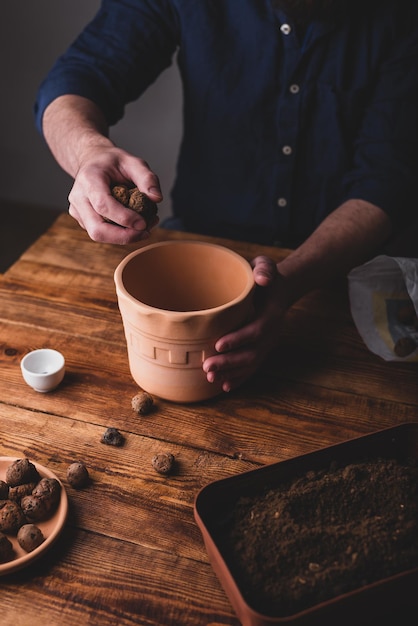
{"left": 35, "top": 0, "right": 418, "bottom": 246}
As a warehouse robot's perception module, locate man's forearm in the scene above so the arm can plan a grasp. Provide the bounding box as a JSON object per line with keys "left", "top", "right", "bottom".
{"left": 42, "top": 95, "right": 112, "bottom": 178}
{"left": 277, "top": 199, "right": 392, "bottom": 305}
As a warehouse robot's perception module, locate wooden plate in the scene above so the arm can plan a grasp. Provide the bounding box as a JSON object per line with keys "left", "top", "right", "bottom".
{"left": 0, "top": 457, "right": 68, "bottom": 575}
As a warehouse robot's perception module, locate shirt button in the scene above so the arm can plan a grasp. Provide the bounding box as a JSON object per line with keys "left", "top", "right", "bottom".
{"left": 282, "top": 145, "right": 292, "bottom": 155}
{"left": 289, "top": 83, "right": 300, "bottom": 94}
{"left": 280, "top": 23, "right": 292, "bottom": 35}
{"left": 277, "top": 197, "right": 287, "bottom": 207}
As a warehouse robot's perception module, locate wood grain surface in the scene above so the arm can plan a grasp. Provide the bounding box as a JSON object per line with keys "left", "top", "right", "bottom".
{"left": 0, "top": 214, "right": 417, "bottom": 626}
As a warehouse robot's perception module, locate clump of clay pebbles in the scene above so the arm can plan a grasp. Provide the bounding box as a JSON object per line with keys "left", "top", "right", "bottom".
{"left": 20, "top": 476, "right": 62, "bottom": 522}
{"left": 0, "top": 458, "right": 63, "bottom": 562}
{"left": 0, "top": 500, "right": 26, "bottom": 533}
{"left": 66, "top": 462, "right": 90, "bottom": 489}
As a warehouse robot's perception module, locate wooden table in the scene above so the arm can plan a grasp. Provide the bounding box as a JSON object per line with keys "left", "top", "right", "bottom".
{"left": 0, "top": 213, "right": 417, "bottom": 626}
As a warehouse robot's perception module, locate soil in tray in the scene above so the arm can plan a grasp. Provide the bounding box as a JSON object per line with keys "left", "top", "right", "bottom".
{"left": 222, "top": 457, "right": 418, "bottom": 617}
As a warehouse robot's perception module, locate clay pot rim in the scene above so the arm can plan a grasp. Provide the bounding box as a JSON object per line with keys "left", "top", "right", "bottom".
{"left": 114, "top": 239, "right": 255, "bottom": 316}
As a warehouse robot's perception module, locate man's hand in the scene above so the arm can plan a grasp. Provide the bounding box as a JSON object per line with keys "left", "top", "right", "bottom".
{"left": 202, "top": 198, "right": 392, "bottom": 393}
{"left": 68, "top": 145, "right": 162, "bottom": 244}
{"left": 42, "top": 94, "right": 163, "bottom": 244}
{"left": 203, "top": 256, "right": 289, "bottom": 392}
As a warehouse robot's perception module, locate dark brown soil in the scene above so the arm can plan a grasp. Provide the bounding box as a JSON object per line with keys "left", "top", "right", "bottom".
{"left": 222, "top": 457, "right": 418, "bottom": 617}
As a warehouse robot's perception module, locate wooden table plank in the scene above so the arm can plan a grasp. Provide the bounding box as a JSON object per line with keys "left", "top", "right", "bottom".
{"left": 1, "top": 311, "right": 417, "bottom": 463}
{"left": 0, "top": 530, "right": 237, "bottom": 626}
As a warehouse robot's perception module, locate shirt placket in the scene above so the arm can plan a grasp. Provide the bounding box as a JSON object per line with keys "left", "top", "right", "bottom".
{"left": 274, "top": 20, "right": 304, "bottom": 246}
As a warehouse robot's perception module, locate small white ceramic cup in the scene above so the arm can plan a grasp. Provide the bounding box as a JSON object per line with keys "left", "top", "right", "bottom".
{"left": 20, "top": 349, "right": 65, "bottom": 393}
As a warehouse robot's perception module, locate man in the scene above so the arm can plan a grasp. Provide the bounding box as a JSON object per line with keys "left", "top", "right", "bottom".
{"left": 35, "top": 0, "right": 418, "bottom": 392}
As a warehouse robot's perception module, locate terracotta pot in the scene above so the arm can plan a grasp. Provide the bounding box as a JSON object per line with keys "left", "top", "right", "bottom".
{"left": 114, "top": 240, "right": 255, "bottom": 402}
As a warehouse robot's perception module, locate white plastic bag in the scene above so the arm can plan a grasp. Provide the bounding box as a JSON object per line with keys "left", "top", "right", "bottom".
{"left": 348, "top": 255, "right": 418, "bottom": 361}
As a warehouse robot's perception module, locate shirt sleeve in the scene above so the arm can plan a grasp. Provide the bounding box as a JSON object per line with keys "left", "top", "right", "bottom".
{"left": 342, "top": 10, "right": 418, "bottom": 231}
{"left": 34, "top": 0, "right": 179, "bottom": 134}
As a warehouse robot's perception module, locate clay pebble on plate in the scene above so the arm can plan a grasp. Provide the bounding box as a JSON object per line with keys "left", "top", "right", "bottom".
{"left": 17, "top": 524, "right": 45, "bottom": 553}
{"left": 111, "top": 185, "right": 158, "bottom": 228}
{"left": 19, "top": 477, "right": 62, "bottom": 522}
{"left": 0, "top": 458, "right": 64, "bottom": 563}
{"left": 8, "top": 482, "right": 37, "bottom": 503}
{"left": 20, "top": 494, "right": 50, "bottom": 522}
{"left": 32, "top": 478, "right": 62, "bottom": 514}
{"left": 5, "top": 458, "right": 40, "bottom": 487}
{"left": 2, "top": 459, "right": 61, "bottom": 527}
{"left": 0, "top": 500, "right": 26, "bottom": 533}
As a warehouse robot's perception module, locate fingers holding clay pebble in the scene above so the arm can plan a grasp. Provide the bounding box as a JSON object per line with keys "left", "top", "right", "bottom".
{"left": 111, "top": 185, "right": 158, "bottom": 229}
{"left": 111, "top": 185, "right": 130, "bottom": 206}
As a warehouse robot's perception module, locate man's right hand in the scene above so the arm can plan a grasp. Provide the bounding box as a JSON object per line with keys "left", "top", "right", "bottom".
{"left": 42, "top": 95, "right": 162, "bottom": 244}
{"left": 68, "top": 144, "right": 162, "bottom": 244}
